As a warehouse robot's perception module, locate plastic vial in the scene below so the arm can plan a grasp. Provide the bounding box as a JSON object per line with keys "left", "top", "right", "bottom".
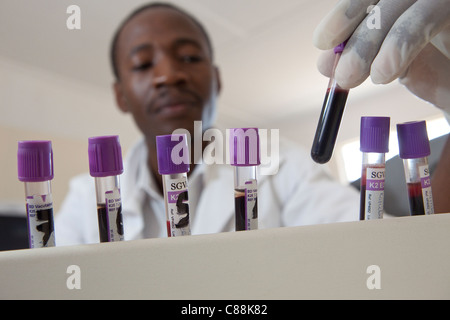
{"left": 88, "top": 136, "right": 125, "bottom": 242}
{"left": 397, "top": 121, "right": 434, "bottom": 216}
{"left": 17, "top": 140, "right": 56, "bottom": 248}
{"left": 156, "top": 134, "right": 191, "bottom": 237}
{"left": 311, "top": 41, "right": 349, "bottom": 164}
{"left": 229, "top": 128, "right": 261, "bottom": 231}
{"left": 359, "top": 117, "right": 390, "bottom": 220}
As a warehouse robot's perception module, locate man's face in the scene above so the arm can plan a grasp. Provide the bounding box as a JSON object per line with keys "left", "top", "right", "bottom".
{"left": 114, "top": 7, "right": 220, "bottom": 142}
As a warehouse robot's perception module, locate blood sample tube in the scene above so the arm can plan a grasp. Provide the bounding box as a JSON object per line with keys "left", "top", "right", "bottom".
{"left": 397, "top": 121, "right": 434, "bottom": 216}
{"left": 88, "top": 136, "right": 125, "bottom": 242}
{"left": 156, "top": 134, "right": 191, "bottom": 237}
{"left": 359, "top": 117, "right": 390, "bottom": 220}
{"left": 17, "top": 140, "right": 56, "bottom": 248}
{"left": 311, "top": 41, "right": 349, "bottom": 164}
{"left": 229, "top": 128, "right": 260, "bottom": 231}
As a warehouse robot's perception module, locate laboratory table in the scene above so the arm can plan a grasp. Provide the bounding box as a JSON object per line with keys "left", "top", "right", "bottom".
{"left": 0, "top": 214, "right": 449, "bottom": 299}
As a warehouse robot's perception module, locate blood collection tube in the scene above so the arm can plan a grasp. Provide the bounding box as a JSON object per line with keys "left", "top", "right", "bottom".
{"left": 17, "top": 140, "right": 56, "bottom": 248}
{"left": 311, "top": 41, "right": 349, "bottom": 164}
{"left": 229, "top": 128, "right": 260, "bottom": 231}
{"left": 397, "top": 121, "right": 434, "bottom": 216}
{"left": 156, "top": 134, "right": 191, "bottom": 237}
{"left": 88, "top": 136, "right": 125, "bottom": 242}
{"left": 359, "top": 117, "right": 390, "bottom": 220}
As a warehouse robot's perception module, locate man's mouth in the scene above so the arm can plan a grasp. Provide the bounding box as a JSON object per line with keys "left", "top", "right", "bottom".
{"left": 155, "top": 100, "right": 196, "bottom": 116}
{"left": 149, "top": 89, "right": 201, "bottom": 116}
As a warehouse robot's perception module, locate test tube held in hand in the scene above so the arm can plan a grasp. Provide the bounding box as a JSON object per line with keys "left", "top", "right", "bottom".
{"left": 397, "top": 121, "right": 434, "bottom": 216}
{"left": 156, "top": 134, "right": 191, "bottom": 237}
{"left": 229, "top": 128, "right": 260, "bottom": 231}
{"left": 17, "top": 140, "right": 56, "bottom": 248}
{"left": 359, "top": 117, "right": 390, "bottom": 220}
{"left": 88, "top": 136, "right": 125, "bottom": 242}
{"left": 311, "top": 41, "right": 349, "bottom": 164}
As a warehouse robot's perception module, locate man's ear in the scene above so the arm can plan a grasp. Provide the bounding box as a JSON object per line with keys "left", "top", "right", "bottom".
{"left": 113, "top": 81, "right": 129, "bottom": 113}
{"left": 214, "top": 66, "right": 222, "bottom": 95}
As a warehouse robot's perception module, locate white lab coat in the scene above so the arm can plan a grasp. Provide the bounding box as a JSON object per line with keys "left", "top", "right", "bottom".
{"left": 55, "top": 138, "right": 359, "bottom": 246}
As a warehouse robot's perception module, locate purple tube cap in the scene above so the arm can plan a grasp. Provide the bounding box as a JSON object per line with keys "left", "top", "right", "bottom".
{"left": 334, "top": 40, "right": 348, "bottom": 54}
{"left": 360, "top": 116, "right": 390, "bottom": 153}
{"left": 397, "top": 121, "right": 430, "bottom": 159}
{"left": 88, "top": 135, "right": 124, "bottom": 177}
{"left": 229, "top": 128, "right": 261, "bottom": 166}
{"left": 156, "top": 134, "right": 190, "bottom": 175}
{"left": 17, "top": 140, "right": 54, "bottom": 182}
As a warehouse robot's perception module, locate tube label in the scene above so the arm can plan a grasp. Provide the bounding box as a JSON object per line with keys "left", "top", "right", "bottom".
{"left": 245, "top": 180, "right": 258, "bottom": 230}
{"left": 165, "top": 176, "right": 191, "bottom": 237}
{"left": 26, "top": 194, "right": 55, "bottom": 248}
{"left": 419, "top": 165, "right": 434, "bottom": 215}
{"left": 364, "top": 167, "right": 385, "bottom": 220}
{"left": 105, "top": 188, "right": 124, "bottom": 241}
{"left": 235, "top": 180, "right": 258, "bottom": 231}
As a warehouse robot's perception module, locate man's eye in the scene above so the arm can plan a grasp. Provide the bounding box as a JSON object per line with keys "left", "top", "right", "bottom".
{"left": 180, "top": 55, "right": 202, "bottom": 63}
{"left": 132, "top": 62, "right": 153, "bottom": 71}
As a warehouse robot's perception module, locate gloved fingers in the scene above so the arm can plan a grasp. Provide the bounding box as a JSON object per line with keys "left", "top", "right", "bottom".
{"left": 399, "top": 43, "right": 450, "bottom": 112}
{"left": 334, "top": 0, "right": 417, "bottom": 89}
{"left": 316, "top": 49, "right": 336, "bottom": 78}
{"left": 430, "top": 24, "right": 450, "bottom": 59}
{"left": 313, "top": 0, "right": 380, "bottom": 50}
{"left": 371, "top": 0, "right": 450, "bottom": 85}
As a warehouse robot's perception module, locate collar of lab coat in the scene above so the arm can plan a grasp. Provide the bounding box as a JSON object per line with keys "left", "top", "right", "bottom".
{"left": 121, "top": 137, "right": 279, "bottom": 239}
{"left": 120, "top": 139, "right": 153, "bottom": 240}
{"left": 188, "top": 147, "right": 280, "bottom": 234}
{"left": 190, "top": 159, "right": 234, "bottom": 235}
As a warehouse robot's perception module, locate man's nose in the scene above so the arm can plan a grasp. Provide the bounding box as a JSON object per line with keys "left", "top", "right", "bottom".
{"left": 152, "top": 56, "right": 188, "bottom": 88}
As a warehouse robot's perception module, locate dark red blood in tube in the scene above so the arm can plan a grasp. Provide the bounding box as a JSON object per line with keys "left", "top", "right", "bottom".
{"left": 311, "top": 87, "right": 349, "bottom": 164}
{"left": 407, "top": 182, "right": 426, "bottom": 215}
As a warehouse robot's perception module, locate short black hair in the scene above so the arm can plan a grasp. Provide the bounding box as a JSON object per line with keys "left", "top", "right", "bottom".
{"left": 110, "top": 2, "right": 214, "bottom": 81}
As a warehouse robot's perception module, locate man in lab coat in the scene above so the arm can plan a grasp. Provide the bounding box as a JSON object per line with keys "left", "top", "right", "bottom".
{"left": 55, "top": 3, "right": 359, "bottom": 245}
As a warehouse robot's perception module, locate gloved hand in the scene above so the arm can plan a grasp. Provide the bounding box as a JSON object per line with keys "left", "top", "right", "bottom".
{"left": 313, "top": 0, "right": 450, "bottom": 113}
